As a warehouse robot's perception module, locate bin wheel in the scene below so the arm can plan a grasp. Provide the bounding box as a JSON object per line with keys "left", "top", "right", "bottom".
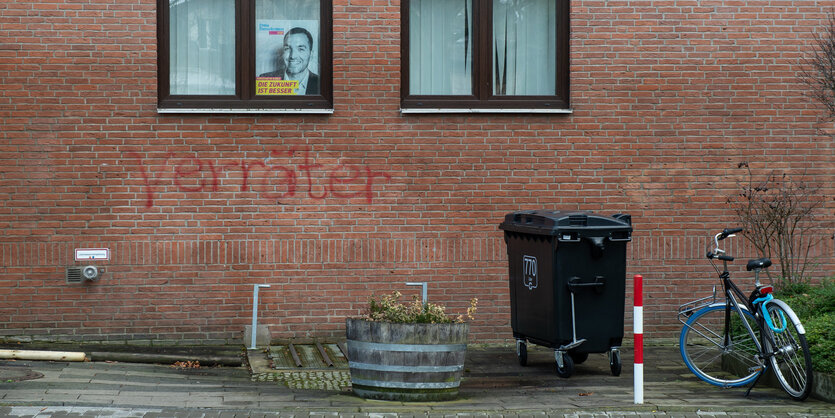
{"left": 569, "top": 351, "right": 589, "bottom": 365}
{"left": 609, "top": 349, "right": 622, "bottom": 376}
{"left": 555, "top": 352, "right": 574, "bottom": 378}
{"left": 517, "top": 341, "right": 527, "bottom": 366}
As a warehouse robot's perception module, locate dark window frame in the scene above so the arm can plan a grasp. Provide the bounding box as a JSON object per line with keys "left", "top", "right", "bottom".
{"left": 400, "top": 0, "right": 569, "bottom": 111}
{"left": 157, "top": 0, "right": 333, "bottom": 112}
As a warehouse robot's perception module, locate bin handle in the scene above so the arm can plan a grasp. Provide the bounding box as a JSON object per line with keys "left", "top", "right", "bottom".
{"left": 557, "top": 232, "right": 580, "bottom": 242}
{"left": 567, "top": 276, "right": 606, "bottom": 294}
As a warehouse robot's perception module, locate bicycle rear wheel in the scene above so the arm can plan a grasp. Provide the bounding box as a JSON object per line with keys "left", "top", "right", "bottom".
{"left": 764, "top": 301, "right": 813, "bottom": 401}
{"left": 680, "top": 304, "right": 762, "bottom": 387}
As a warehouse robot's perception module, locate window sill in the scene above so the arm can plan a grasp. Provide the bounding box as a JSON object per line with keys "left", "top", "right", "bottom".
{"left": 400, "top": 108, "right": 573, "bottom": 114}
{"left": 157, "top": 108, "right": 335, "bottom": 115}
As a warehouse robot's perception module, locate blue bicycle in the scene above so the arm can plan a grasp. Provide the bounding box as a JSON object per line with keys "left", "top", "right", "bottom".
{"left": 678, "top": 228, "right": 813, "bottom": 400}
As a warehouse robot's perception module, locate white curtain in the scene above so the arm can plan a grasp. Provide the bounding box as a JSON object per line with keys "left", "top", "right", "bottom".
{"left": 409, "top": 0, "right": 473, "bottom": 95}
{"left": 493, "top": 0, "right": 556, "bottom": 95}
{"left": 169, "top": 0, "right": 236, "bottom": 95}
{"left": 255, "top": 0, "right": 319, "bottom": 20}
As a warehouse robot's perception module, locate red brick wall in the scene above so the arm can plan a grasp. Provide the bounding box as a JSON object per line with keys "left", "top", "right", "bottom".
{"left": 1, "top": 1, "right": 833, "bottom": 345}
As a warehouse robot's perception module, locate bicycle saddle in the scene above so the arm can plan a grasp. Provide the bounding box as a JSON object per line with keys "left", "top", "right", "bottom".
{"left": 746, "top": 258, "right": 772, "bottom": 271}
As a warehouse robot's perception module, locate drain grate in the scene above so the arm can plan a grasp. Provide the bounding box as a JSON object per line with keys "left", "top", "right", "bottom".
{"left": 268, "top": 342, "right": 348, "bottom": 370}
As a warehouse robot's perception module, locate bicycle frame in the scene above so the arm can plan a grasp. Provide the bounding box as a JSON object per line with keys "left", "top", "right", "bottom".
{"left": 720, "top": 270, "right": 766, "bottom": 359}
{"left": 703, "top": 231, "right": 790, "bottom": 371}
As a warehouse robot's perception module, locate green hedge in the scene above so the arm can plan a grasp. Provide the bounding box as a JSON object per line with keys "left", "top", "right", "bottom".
{"left": 777, "top": 279, "right": 835, "bottom": 375}
{"left": 803, "top": 313, "right": 835, "bottom": 374}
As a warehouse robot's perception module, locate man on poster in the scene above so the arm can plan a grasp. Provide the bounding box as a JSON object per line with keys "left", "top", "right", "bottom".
{"left": 259, "top": 27, "right": 320, "bottom": 95}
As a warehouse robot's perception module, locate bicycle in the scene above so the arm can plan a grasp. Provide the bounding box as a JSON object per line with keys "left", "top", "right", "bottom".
{"left": 677, "top": 228, "right": 813, "bottom": 400}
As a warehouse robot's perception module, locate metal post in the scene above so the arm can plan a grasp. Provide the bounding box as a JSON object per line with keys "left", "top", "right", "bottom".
{"left": 250, "top": 284, "right": 271, "bottom": 350}
{"left": 634, "top": 274, "right": 644, "bottom": 404}
{"left": 406, "top": 282, "right": 428, "bottom": 306}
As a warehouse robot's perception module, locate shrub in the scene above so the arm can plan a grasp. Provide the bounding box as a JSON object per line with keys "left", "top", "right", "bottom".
{"left": 776, "top": 278, "right": 835, "bottom": 374}
{"left": 364, "top": 291, "right": 477, "bottom": 324}
{"left": 804, "top": 313, "right": 835, "bottom": 375}
{"left": 776, "top": 278, "right": 835, "bottom": 319}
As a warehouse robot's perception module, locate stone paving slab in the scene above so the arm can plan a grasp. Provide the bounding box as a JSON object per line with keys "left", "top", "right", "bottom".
{"left": 0, "top": 345, "right": 832, "bottom": 417}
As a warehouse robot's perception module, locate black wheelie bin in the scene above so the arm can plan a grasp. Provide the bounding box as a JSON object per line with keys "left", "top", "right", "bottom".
{"left": 499, "top": 210, "right": 633, "bottom": 378}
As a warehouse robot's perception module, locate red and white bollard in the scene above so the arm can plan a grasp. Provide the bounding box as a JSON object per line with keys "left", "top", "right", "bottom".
{"left": 634, "top": 274, "right": 644, "bottom": 404}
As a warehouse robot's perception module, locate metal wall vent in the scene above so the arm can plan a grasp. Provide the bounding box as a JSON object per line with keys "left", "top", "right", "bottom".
{"left": 66, "top": 267, "right": 82, "bottom": 284}
{"left": 66, "top": 266, "right": 100, "bottom": 284}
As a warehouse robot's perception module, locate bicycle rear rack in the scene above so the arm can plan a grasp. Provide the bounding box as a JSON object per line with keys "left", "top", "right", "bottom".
{"left": 677, "top": 286, "right": 717, "bottom": 325}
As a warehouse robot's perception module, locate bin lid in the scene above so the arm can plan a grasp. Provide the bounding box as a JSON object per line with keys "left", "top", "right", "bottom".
{"left": 498, "top": 210, "right": 632, "bottom": 236}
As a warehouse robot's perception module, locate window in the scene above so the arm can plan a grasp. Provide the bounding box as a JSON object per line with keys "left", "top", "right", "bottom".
{"left": 158, "top": 0, "right": 332, "bottom": 113}
{"left": 401, "top": 0, "right": 569, "bottom": 112}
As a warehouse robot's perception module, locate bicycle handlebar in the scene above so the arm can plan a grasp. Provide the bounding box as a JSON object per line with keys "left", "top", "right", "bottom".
{"left": 718, "top": 227, "right": 743, "bottom": 241}
{"left": 707, "top": 228, "right": 743, "bottom": 261}
{"left": 706, "top": 252, "right": 735, "bottom": 261}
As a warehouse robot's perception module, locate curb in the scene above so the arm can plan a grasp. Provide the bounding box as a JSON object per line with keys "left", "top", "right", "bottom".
{"left": 88, "top": 351, "right": 243, "bottom": 366}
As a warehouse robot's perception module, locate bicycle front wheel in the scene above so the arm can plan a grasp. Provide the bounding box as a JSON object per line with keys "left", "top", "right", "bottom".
{"left": 680, "top": 304, "right": 762, "bottom": 387}
{"left": 765, "top": 300, "right": 813, "bottom": 401}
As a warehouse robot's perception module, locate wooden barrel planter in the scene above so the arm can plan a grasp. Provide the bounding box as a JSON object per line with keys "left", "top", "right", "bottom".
{"left": 345, "top": 318, "right": 469, "bottom": 401}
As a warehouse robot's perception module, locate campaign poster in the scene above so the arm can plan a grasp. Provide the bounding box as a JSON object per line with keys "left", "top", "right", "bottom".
{"left": 255, "top": 19, "right": 320, "bottom": 95}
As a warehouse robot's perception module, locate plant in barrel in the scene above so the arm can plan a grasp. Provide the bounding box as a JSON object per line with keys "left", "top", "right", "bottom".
{"left": 346, "top": 291, "right": 477, "bottom": 401}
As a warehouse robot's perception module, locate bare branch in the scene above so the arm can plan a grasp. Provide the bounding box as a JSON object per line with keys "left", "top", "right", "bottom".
{"left": 727, "top": 165, "right": 827, "bottom": 286}
{"left": 800, "top": 10, "right": 835, "bottom": 119}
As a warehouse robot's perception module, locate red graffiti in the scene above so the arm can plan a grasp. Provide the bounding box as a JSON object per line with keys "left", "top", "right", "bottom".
{"left": 127, "top": 148, "right": 390, "bottom": 208}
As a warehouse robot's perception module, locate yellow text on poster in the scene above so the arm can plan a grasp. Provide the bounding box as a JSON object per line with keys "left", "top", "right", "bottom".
{"left": 256, "top": 78, "right": 299, "bottom": 95}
